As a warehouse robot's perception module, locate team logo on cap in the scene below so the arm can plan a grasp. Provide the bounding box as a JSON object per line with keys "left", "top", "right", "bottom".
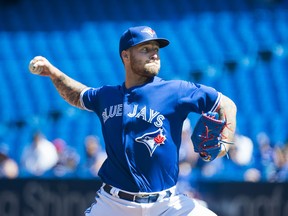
{"left": 135, "top": 128, "right": 166, "bottom": 157}
{"left": 141, "top": 27, "right": 156, "bottom": 37}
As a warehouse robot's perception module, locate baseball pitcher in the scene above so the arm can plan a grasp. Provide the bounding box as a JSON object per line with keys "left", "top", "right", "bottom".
{"left": 29, "top": 26, "right": 237, "bottom": 216}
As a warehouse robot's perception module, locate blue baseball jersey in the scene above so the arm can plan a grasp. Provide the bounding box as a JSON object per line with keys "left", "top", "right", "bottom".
{"left": 80, "top": 76, "right": 221, "bottom": 192}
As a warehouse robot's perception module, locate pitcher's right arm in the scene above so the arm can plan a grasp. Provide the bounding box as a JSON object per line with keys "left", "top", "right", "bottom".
{"left": 29, "top": 56, "right": 87, "bottom": 109}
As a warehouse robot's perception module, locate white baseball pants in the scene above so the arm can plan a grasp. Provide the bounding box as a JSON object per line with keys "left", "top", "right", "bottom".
{"left": 84, "top": 185, "right": 217, "bottom": 216}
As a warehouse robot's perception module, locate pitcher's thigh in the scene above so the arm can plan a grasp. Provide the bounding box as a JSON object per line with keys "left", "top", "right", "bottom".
{"left": 84, "top": 191, "right": 141, "bottom": 216}
{"left": 162, "top": 194, "right": 217, "bottom": 216}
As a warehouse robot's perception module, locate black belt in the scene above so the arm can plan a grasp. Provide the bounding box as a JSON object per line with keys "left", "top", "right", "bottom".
{"left": 103, "top": 184, "right": 172, "bottom": 203}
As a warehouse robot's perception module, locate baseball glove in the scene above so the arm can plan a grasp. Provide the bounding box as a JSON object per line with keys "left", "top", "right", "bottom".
{"left": 191, "top": 112, "right": 226, "bottom": 162}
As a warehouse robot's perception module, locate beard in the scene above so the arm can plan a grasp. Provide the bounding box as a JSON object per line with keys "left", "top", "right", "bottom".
{"left": 130, "top": 57, "right": 161, "bottom": 77}
{"left": 144, "top": 61, "right": 161, "bottom": 76}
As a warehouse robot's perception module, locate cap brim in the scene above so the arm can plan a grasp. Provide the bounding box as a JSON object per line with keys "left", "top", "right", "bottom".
{"left": 157, "top": 38, "right": 170, "bottom": 48}
{"left": 133, "top": 38, "right": 170, "bottom": 48}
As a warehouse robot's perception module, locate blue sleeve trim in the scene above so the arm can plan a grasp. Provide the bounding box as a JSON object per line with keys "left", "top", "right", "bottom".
{"left": 80, "top": 87, "right": 93, "bottom": 112}
{"left": 210, "top": 92, "right": 221, "bottom": 112}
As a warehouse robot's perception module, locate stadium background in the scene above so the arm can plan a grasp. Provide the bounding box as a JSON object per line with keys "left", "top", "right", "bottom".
{"left": 0, "top": 0, "right": 288, "bottom": 215}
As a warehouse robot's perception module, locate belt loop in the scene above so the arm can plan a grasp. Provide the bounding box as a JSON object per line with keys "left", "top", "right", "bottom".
{"left": 157, "top": 189, "right": 172, "bottom": 202}
{"left": 133, "top": 195, "right": 136, "bottom": 202}
{"left": 156, "top": 193, "right": 165, "bottom": 201}
{"left": 110, "top": 186, "right": 120, "bottom": 198}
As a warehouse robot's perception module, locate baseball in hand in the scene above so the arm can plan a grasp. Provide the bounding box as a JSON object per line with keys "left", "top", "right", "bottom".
{"left": 29, "top": 58, "right": 44, "bottom": 75}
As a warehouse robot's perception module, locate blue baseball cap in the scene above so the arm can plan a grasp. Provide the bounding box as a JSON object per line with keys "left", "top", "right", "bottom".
{"left": 119, "top": 26, "right": 170, "bottom": 57}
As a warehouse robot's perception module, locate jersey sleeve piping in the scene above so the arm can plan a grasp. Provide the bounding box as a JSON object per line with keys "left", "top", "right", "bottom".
{"left": 80, "top": 87, "right": 94, "bottom": 112}
{"left": 210, "top": 92, "right": 222, "bottom": 112}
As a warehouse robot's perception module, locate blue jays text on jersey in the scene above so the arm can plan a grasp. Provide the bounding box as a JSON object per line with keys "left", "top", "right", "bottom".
{"left": 102, "top": 103, "right": 165, "bottom": 127}
{"left": 80, "top": 76, "right": 221, "bottom": 193}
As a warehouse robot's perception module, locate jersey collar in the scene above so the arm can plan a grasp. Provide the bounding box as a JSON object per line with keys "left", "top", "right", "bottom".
{"left": 121, "top": 76, "right": 162, "bottom": 94}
